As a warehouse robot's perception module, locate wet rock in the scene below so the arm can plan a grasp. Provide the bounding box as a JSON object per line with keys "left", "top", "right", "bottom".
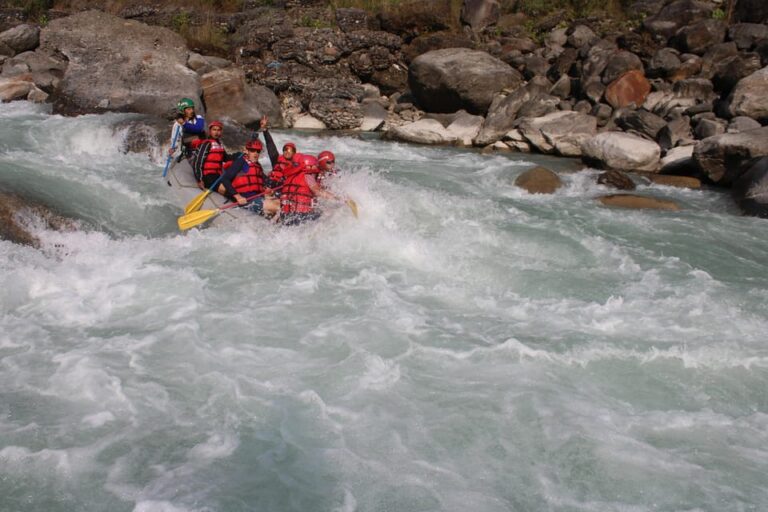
{"left": 598, "top": 169, "right": 636, "bottom": 190}
{"left": 732, "top": 156, "right": 768, "bottom": 217}
{"left": 0, "top": 192, "right": 75, "bottom": 248}
{"left": 648, "top": 174, "right": 701, "bottom": 188}
{"left": 409, "top": 48, "right": 522, "bottom": 115}
{"left": 598, "top": 194, "right": 680, "bottom": 210}
{"left": 475, "top": 80, "right": 550, "bottom": 145}
{"left": 514, "top": 166, "right": 562, "bottom": 194}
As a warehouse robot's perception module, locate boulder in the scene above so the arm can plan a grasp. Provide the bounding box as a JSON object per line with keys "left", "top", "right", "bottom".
{"left": 0, "top": 24, "right": 39, "bottom": 54}
{"left": 516, "top": 111, "right": 597, "bottom": 157}
{"left": 445, "top": 110, "right": 484, "bottom": 146}
{"left": 0, "top": 73, "right": 33, "bottom": 101}
{"left": 408, "top": 48, "right": 523, "bottom": 114}
{"left": 201, "top": 67, "right": 283, "bottom": 128}
{"left": 460, "top": 0, "right": 500, "bottom": 32}
{"left": 642, "top": 0, "right": 713, "bottom": 40}
{"left": 604, "top": 69, "right": 651, "bottom": 108}
{"left": 514, "top": 166, "right": 562, "bottom": 194}
{"left": 671, "top": 19, "right": 727, "bottom": 55}
{"left": 1, "top": 50, "right": 67, "bottom": 91}
{"left": 582, "top": 132, "right": 661, "bottom": 171}
{"left": 615, "top": 109, "right": 667, "bottom": 140}
{"left": 567, "top": 25, "right": 598, "bottom": 48}
{"left": 728, "top": 23, "right": 768, "bottom": 50}
{"left": 602, "top": 50, "right": 643, "bottom": 84}
{"left": 292, "top": 114, "right": 326, "bottom": 130}
{"left": 732, "top": 0, "right": 768, "bottom": 24}
{"left": 359, "top": 101, "right": 387, "bottom": 131}
{"left": 659, "top": 144, "right": 695, "bottom": 172}
{"left": 727, "top": 116, "right": 761, "bottom": 133}
{"left": 657, "top": 116, "right": 693, "bottom": 150}
{"left": 39, "top": 10, "right": 200, "bottom": 115}
{"left": 388, "top": 118, "right": 458, "bottom": 145}
{"left": 732, "top": 156, "right": 768, "bottom": 217}
{"left": 474, "top": 80, "right": 550, "bottom": 145}
{"left": 693, "top": 126, "right": 768, "bottom": 184}
{"left": 597, "top": 169, "right": 636, "bottom": 190}
{"left": 726, "top": 66, "right": 768, "bottom": 122}
{"left": 598, "top": 194, "right": 680, "bottom": 210}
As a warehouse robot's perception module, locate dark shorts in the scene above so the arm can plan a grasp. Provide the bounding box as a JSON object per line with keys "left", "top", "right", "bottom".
{"left": 281, "top": 211, "right": 321, "bottom": 226}
{"left": 201, "top": 174, "right": 219, "bottom": 189}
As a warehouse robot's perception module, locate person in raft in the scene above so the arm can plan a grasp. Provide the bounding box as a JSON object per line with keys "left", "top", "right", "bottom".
{"left": 279, "top": 153, "right": 346, "bottom": 226}
{"left": 170, "top": 97, "right": 205, "bottom": 158}
{"left": 191, "top": 120, "right": 233, "bottom": 190}
{"left": 218, "top": 138, "right": 280, "bottom": 217}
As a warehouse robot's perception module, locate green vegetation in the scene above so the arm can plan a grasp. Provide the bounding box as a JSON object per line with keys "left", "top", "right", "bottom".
{"left": 712, "top": 8, "right": 726, "bottom": 20}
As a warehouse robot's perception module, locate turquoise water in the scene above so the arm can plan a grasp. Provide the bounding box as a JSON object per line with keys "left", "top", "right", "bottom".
{"left": 1, "top": 102, "right": 767, "bottom": 512}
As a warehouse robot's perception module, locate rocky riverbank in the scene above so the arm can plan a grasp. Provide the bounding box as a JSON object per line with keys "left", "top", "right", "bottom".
{"left": 1, "top": 0, "right": 767, "bottom": 221}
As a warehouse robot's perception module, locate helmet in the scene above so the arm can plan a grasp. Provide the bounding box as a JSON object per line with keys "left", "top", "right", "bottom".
{"left": 245, "top": 139, "right": 263, "bottom": 151}
{"left": 209, "top": 120, "right": 223, "bottom": 130}
{"left": 282, "top": 142, "right": 296, "bottom": 153}
{"left": 299, "top": 154, "right": 318, "bottom": 171}
{"left": 317, "top": 150, "right": 335, "bottom": 171}
{"left": 176, "top": 97, "right": 195, "bottom": 113}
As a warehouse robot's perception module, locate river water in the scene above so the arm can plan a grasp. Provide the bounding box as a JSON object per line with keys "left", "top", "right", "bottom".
{"left": 1, "top": 101, "right": 767, "bottom": 512}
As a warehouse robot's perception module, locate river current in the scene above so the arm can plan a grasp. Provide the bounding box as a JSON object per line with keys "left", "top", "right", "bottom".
{"left": 1, "top": 102, "right": 767, "bottom": 512}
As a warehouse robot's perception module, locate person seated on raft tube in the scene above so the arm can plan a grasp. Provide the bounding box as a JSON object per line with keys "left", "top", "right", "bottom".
{"left": 279, "top": 153, "right": 346, "bottom": 226}
{"left": 218, "top": 138, "right": 280, "bottom": 217}
{"left": 316, "top": 150, "right": 338, "bottom": 187}
{"left": 191, "top": 120, "right": 234, "bottom": 190}
{"left": 170, "top": 97, "right": 205, "bottom": 158}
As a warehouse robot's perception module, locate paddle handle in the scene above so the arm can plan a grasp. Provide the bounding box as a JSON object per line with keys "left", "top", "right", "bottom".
{"left": 219, "top": 185, "right": 284, "bottom": 211}
{"left": 162, "top": 124, "right": 181, "bottom": 178}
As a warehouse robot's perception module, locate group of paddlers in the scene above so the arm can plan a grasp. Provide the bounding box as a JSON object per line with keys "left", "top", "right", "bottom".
{"left": 170, "top": 97, "right": 352, "bottom": 227}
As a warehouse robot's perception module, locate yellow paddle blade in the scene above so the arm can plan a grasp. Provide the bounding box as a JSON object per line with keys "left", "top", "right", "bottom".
{"left": 184, "top": 189, "right": 212, "bottom": 215}
{"left": 346, "top": 199, "right": 358, "bottom": 218}
{"left": 177, "top": 208, "right": 220, "bottom": 231}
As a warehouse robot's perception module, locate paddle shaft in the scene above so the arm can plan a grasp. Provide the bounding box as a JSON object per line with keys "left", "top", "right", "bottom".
{"left": 162, "top": 124, "right": 181, "bottom": 178}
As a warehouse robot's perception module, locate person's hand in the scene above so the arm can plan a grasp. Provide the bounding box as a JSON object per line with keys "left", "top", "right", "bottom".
{"left": 176, "top": 116, "right": 185, "bottom": 125}
{"left": 168, "top": 147, "right": 175, "bottom": 156}
{"left": 259, "top": 115, "right": 268, "bottom": 131}
{"left": 263, "top": 187, "right": 273, "bottom": 197}
{"left": 235, "top": 194, "right": 247, "bottom": 206}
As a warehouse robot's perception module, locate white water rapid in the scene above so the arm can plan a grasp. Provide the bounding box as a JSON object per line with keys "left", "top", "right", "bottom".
{"left": 1, "top": 102, "right": 767, "bottom": 512}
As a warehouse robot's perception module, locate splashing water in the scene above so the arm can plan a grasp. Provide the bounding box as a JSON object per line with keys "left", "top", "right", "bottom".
{"left": 1, "top": 102, "right": 767, "bottom": 512}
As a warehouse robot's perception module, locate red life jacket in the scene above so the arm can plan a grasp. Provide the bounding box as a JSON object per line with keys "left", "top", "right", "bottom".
{"left": 281, "top": 155, "right": 319, "bottom": 214}
{"left": 231, "top": 159, "right": 266, "bottom": 196}
{"left": 200, "top": 139, "right": 226, "bottom": 178}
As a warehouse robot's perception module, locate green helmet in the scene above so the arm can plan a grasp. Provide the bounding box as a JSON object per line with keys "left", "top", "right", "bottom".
{"left": 176, "top": 97, "right": 195, "bottom": 113}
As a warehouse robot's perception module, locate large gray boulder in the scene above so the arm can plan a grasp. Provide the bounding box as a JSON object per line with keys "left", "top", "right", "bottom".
{"left": 582, "top": 132, "right": 661, "bottom": 172}
{"left": 408, "top": 48, "right": 523, "bottom": 114}
{"left": 693, "top": 126, "right": 768, "bottom": 184}
{"left": 726, "top": 66, "right": 768, "bottom": 122}
{"left": 388, "top": 118, "right": 458, "bottom": 145}
{"left": 201, "top": 67, "right": 282, "bottom": 128}
{"left": 39, "top": 10, "right": 200, "bottom": 115}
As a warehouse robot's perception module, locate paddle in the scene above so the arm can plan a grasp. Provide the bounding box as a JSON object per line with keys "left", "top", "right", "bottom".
{"left": 184, "top": 174, "right": 224, "bottom": 215}
{"left": 162, "top": 124, "right": 181, "bottom": 178}
{"left": 345, "top": 198, "right": 358, "bottom": 218}
{"left": 177, "top": 187, "right": 282, "bottom": 231}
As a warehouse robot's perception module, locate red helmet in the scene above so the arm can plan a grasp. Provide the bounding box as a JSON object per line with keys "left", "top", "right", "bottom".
{"left": 245, "top": 139, "right": 263, "bottom": 151}
{"left": 282, "top": 142, "right": 296, "bottom": 152}
{"left": 317, "top": 150, "right": 335, "bottom": 171}
{"left": 209, "top": 120, "right": 223, "bottom": 130}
